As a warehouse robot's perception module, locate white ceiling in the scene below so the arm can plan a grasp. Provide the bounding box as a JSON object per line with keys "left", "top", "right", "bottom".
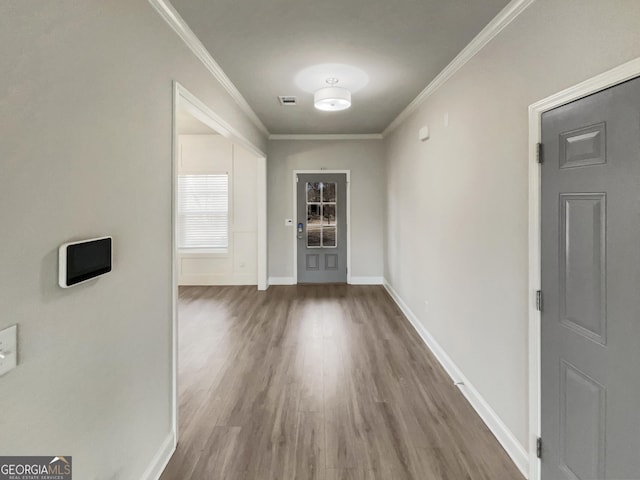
{"left": 170, "top": 0, "right": 511, "bottom": 135}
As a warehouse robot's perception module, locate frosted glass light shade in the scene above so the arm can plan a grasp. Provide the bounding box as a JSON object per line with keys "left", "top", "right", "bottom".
{"left": 314, "top": 87, "right": 351, "bottom": 111}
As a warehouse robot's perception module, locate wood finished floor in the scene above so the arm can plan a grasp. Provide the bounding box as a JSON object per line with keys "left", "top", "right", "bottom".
{"left": 160, "top": 285, "right": 523, "bottom": 480}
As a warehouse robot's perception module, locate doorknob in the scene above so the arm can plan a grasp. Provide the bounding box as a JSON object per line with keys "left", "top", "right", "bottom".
{"left": 297, "top": 222, "right": 304, "bottom": 239}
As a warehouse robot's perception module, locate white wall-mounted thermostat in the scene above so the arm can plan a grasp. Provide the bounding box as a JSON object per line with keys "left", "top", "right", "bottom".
{"left": 419, "top": 126, "right": 430, "bottom": 141}
{"left": 59, "top": 236, "right": 112, "bottom": 288}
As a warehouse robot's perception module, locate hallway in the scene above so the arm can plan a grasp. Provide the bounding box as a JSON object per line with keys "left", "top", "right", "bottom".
{"left": 160, "top": 285, "right": 523, "bottom": 480}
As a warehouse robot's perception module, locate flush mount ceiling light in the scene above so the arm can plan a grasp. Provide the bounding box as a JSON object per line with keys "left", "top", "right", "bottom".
{"left": 295, "top": 64, "right": 369, "bottom": 93}
{"left": 314, "top": 78, "right": 351, "bottom": 112}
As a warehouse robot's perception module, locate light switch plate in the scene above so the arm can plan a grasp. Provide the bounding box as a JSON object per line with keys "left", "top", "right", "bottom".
{"left": 0, "top": 325, "right": 17, "bottom": 376}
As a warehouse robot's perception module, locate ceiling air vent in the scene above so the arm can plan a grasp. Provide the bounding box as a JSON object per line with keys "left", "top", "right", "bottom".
{"left": 278, "top": 96, "right": 297, "bottom": 106}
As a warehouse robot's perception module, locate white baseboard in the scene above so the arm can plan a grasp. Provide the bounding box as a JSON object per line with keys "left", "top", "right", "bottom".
{"left": 349, "top": 276, "right": 384, "bottom": 285}
{"left": 267, "top": 276, "right": 384, "bottom": 286}
{"left": 268, "top": 276, "right": 295, "bottom": 286}
{"left": 179, "top": 275, "right": 258, "bottom": 286}
{"left": 140, "top": 431, "right": 175, "bottom": 480}
{"left": 383, "top": 280, "right": 529, "bottom": 478}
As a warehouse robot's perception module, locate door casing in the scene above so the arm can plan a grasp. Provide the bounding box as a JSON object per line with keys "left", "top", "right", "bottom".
{"left": 292, "top": 169, "right": 351, "bottom": 284}
{"left": 527, "top": 56, "right": 640, "bottom": 480}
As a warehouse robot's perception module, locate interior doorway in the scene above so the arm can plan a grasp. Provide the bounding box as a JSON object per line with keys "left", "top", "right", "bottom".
{"left": 171, "top": 82, "right": 267, "bottom": 442}
{"left": 528, "top": 57, "right": 640, "bottom": 480}
{"left": 539, "top": 75, "right": 640, "bottom": 480}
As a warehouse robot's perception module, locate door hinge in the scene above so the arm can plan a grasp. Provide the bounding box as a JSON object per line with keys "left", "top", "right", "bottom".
{"left": 536, "top": 437, "right": 542, "bottom": 459}
{"left": 296, "top": 175, "right": 299, "bottom": 182}
{"left": 537, "top": 143, "right": 544, "bottom": 164}
{"left": 536, "top": 290, "right": 543, "bottom": 312}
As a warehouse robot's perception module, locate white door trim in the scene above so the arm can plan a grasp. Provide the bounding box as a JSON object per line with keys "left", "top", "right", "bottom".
{"left": 170, "top": 81, "right": 268, "bottom": 456}
{"left": 292, "top": 169, "right": 351, "bottom": 284}
{"left": 528, "top": 56, "right": 640, "bottom": 480}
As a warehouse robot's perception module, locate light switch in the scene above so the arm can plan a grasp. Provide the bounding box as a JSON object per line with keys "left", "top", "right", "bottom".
{"left": 0, "top": 325, "right": 17, "bottom": 377}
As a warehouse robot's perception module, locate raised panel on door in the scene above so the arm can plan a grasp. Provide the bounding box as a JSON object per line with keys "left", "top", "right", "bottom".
{"left": 559, "top": 193, "right": 607, "bottom": 344}
{"left": 559, "top": 122, "right": 606, "bottom": 169}
{"left": 559, "top": 361, "right": 606, "bottom": 480}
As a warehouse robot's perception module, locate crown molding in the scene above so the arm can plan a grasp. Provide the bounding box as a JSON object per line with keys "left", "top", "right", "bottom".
{"left": 383, "top": 0, "right": 536, "bottom": 136}
{"left": 269, "top": 133, "right": 384, "bottom": 141}
{"left": 148, "top": 0, "right": 270, "bottom": 137}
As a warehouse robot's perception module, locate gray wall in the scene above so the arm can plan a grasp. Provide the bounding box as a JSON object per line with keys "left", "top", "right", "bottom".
{"left": 268, "top": 140, "right": 385, "bottom": 281}
{"left": 0, "top": 1, "right": 265, "bottom": 478}
{"left": 385, "top": 0, "right": 640, "bottom": 453}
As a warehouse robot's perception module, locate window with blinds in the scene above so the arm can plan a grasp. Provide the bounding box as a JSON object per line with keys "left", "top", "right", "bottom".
{"left": 177, "top": 174, "right": 229, "bottom": 250}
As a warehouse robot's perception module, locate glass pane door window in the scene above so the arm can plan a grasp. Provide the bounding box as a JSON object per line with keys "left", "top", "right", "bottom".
{"left": 306, "top": 181, "right": 337, "bottom": 248}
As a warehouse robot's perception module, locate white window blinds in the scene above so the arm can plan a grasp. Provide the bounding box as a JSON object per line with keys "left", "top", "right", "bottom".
{"left": 177, "top": 174, "right": 229, "bottom": 249}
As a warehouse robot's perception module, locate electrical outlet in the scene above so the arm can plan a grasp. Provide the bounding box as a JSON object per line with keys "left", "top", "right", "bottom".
{"left": 0, "top": 325, "right": 17, "bottom": 377}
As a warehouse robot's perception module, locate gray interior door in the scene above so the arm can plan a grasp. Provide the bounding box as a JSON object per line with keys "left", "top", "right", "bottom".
{"left": 540, "top": 76, "right": 640, "bottom": 480}
{"left": 296, "top": 173, "right": 347, "bottom": 283}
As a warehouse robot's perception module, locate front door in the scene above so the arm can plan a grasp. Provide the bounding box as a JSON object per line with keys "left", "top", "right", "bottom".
{"left": 540, "top": 76, "right": 640, "bottom": 479}
{"left": 296, "top": 173, "right": 347, "bottom": 283}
